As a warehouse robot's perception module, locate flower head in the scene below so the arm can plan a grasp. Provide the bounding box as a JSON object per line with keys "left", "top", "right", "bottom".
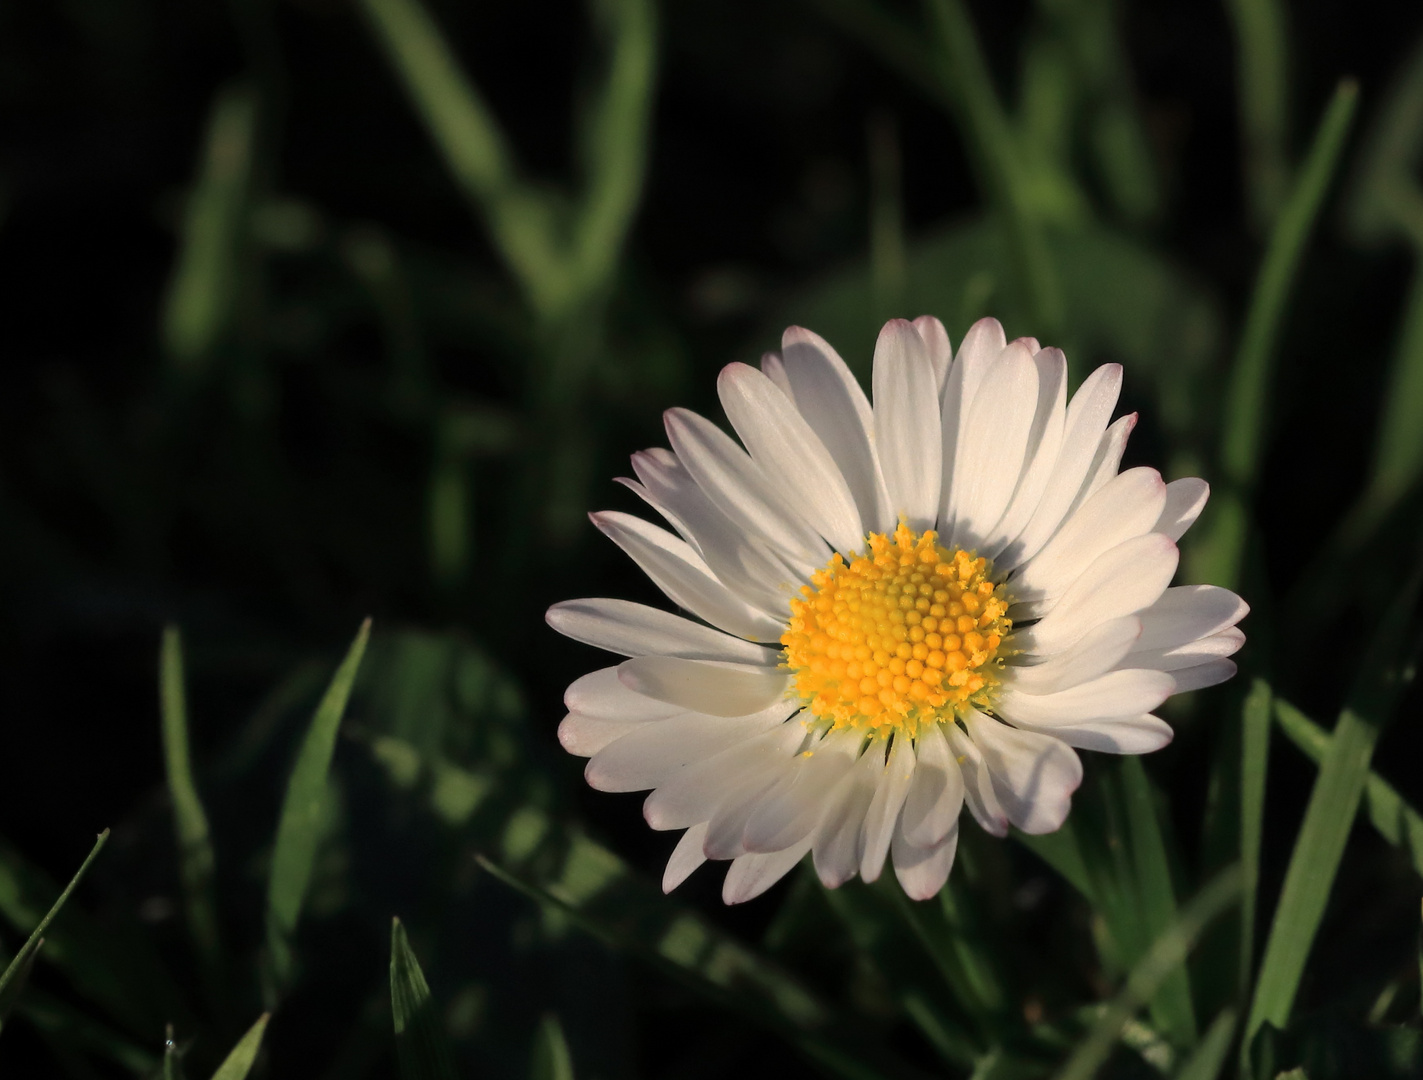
{"left": 548, "top": 317, "right": 1247, "bottom": 903}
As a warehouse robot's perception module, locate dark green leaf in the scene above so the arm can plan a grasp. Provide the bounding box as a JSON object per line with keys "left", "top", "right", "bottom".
{"left": 1239, "top": 680, "right": 1273, "bottom": 999}
{"left": 390, "top": 918, "right": 458, "bottom": 1080}
{"left": 528, "top": 1014, "right": 574, "bottom": 1080}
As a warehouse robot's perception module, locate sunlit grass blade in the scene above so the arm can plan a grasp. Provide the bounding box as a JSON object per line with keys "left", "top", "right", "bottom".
{"left": 0, "top": 829, "right": 107, "bottom": 1014}
{"left": 209, "top": 1013, "right": 270, "bottom": 1080}
{"left": 390, "top": 918, "right": 458, "bottom": 1080}
{"left": 159, "top": 627, "right": 224, "bottom": 1004}
{"left": 529, "top": 1014, "right": 574, "bottom": 1080}
{"left": 1173, "top": 1008, "right": 1237, "bottom": 1080}
{"left": 1190, "top": 78, "right": 1359, "bottom": 589}
{"left": 265, "top": 619, "right": 371, "bottom": 987}
{"left": 474, "top": 834, "right": 927, "bottom": 1080}
{"left": 1273, "top": 698, "right": 1423, "bottom": 874}
{"left": 1052, "top": 868, "right": 1243, "bottom": 1080}
{"left": 1245, "top": 577, "right": 1422, "bottom": 1048}
{"left": 161, "top": 82, "right": 258, "bottom": 371}
{"left": 1224, "top": 0, "right": 1291, "bottom": 227}
{"left": 1239, "top": 679, "right": 1273, "bottom": 998}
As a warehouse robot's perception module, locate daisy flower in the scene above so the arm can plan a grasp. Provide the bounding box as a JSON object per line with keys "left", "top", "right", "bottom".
{"left": 547, "top": 317, "right": 1247, "bottom": 904}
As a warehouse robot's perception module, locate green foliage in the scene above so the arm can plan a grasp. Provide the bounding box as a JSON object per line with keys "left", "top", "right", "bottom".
{"left": 390, "top": 919, "right": 459, "bottom": 1080}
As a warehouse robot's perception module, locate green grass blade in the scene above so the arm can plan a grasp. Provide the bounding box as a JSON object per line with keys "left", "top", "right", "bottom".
{"left": 208, "top": 1014, "right": 270, "bottom": 1080}
{"left": 1224, "top": 0, "right": 1291, "bottom": 227}
{"left": 1246, "top": 580, "right": 1421, "bottom": 1046}
{"left": 159, "top": 627, "right": 224, "bottom": 998}
{"left": 15, "top": 985, "right": 159, "bottom": 1074}
{"left": 1052, "top": 868, "right": 1243, "bottom": 1080}
{"left": 1273, "top": 697, "right": 1423, "bottom": 875}
{"left": 1121, "top": 757, "right": 1197, "bottom": 1046}
{"left": 0, "top": 829, "right": 107, "bottom": 1010}
{"left": 529, "top": 1014, "right": 574, "bottom": 1080}
{"left": 265, "top": 619, "right": 371, "bottom": 987}
{"left": 161, "top": 83, "right": 258, "bottom": 371}
{"left": 1172, "top": 1008, "right": 1237, "bottom": 1080}
{"left": 1239, "top": 679, "right": 1273, "bottom": 998}
{"left": 0, "top": 938, "right": 40, "bottom": 1029}
{"left": 390, "top": 918, "right": 458, "bottom": 1080}
{"left": 1191, "top": 79, "right": 1358, "bottom": 589}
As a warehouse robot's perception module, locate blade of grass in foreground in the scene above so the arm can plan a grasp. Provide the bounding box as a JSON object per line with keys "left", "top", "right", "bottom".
{"left": 1191, "top": 78, "right": 1358, "bottom": 589}
{"left": 1245, "top": 575, "right": 1421, "bottom": 1050}
{"left": 529, "top": 1014, "right": 574, "bottom": 1080}
{"left": 1239, "top": 680, "right": 1273, "bottom": 998}
{"left": 1172, "top": 1008, "right": 1237, "bottom": 1080}
{"left": 390, "top": 918, "right": 458, "bottom": 1080}
{"left": 1052, "top": 868, "right": 1243, "bottom": 1080}
{"left": 0, "top": 829, "right": 108, "bottom": 1017}
{"left": 265, "top": 619, "right": 371, "bottom": 987}
{"left": 209, "top": 1013, "right": 270, "bottom": 1080}
{"left": 159, "top": 627, "right": 224, "bottom": 1002}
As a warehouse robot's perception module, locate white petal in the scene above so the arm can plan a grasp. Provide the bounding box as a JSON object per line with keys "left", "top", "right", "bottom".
{"left": 939, "top": 318, "right": 1008, "bottom": 533}
{"left": 981, "top": 348, "right": 1068, "bottom": 560}
{"left": 559, "top": 713, "right": 646, "bottom": 756}
{"left": 1135, "top": 585, "right": 1250, "bottom": 653}
{"left": 1011, "top": 467, "right": 1167, "bottom": 607}
{"left": 1006, "top": 616, "right": 1144, "bottom": 694}
{"left": 859, "top": 735, "right": 916, "bottom": 882}
{"left": 722, "top": 840, "right": 812, "bottom": 904}
{"left": 628, "top": 451, "right": 801, "bottom": 615}
{"left": 664, "top": 407, "right": 829, "bottom": 565}
{"left": 663, "top": 822, "right": 709, "bottom": 892}
{"left": 900, "top": 724, "right": 964, "bottom": 847}
{"left": 564, "top": 667, "right": 683, "bottom": 721}
{"left": 618, "top": 656, "right": 790, "bottom": 717}
{"left": 702, "top": 763, "right": 794, "bottom": 860}
{"left": 618, "top": 472, "right": 700, "bottom": 549}
{"left": 718, "top": 363, "right": 864, "bottom": 553}
{"left": 945, "top": 340, "right": 1041, "bottom": 550}
{"left": 891, "top": 820, "right": 959, "bottom": 900}
{"left": 948, "top": 724, "right": 1008, "bottom": 835}
{"left": 547, "top": 599, "right": 779, "bottom": 664}
{"left": 1005, "top": 364, "right": 1123, "bottom": 568}
{"left": 1166, "top": 659, "right": 1238, "bottom": 693}
{"left": 779, "top": 327, "right": 893, "bottom": 533}
{"left": 1010, "top": 713, "right": 1174, "bottom": 754}
{"left": 1018, "top": 533, "right": 1180, "bottom": 655}
{"left": 996, "top": 668, "right": 1177, "bottom": 725}
{"left": 873, "top": 319, "right": 942, "bottom": 530}
{"left": 1156, "top": 478, "right": 1210, "bottom": 542}
{"left": 760, "top": 351, "right": 795, "bottom": 401}
{"left": 585, "top": 708, "right": 788, "bottom": 792}
{"left": 811, "top": 748, "right": 881, "bottom": 887}
{"left": 1069, "top": 413, "right": 1138, "bottom": 515}
{"left": 592, "top": 511, "right": 784, "bottom": 641}
{"left": 1127, "top": 628, "right": 1245, "bottom": 672}
{"left": 962, "top": 712, "right": 1081, "bottom": 835}
{"left": 742, "top": 729, "right": 862, "bottom": 852}
{"left": 643, "top": 721, "right": 805, "bottom": 830}
{"left": 912, "top": 315, "right": 953, "bottom": 397}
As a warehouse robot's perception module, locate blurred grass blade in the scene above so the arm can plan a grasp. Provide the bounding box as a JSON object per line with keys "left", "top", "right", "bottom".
{"left": 529, "top": 1013, "right": 574, "bottom": 1080}
{"left": 162, "top": 82, "right": 258, "bottom": 371}
{"left": 356, "top": 0, "right": 569, "bottom": 318}
{"left": 868, "top": 112, "right": 906, "bottom": 321}
{"left": 1239, "top": 679, "right": 1273, "bottom": 997}
{"left": 16, "top": 985, "right": 159, "bottom": 1074}
{"left": 1344, "top": 33, "right": 1423, "bottom": 248}
{"left": 1273, "top": 698, "right": 1423, "bottom": 874}
{"left": 159, "top": 627, "right": 224, "bottom": 994}
{"left": 1014, "top": 818, "right": 1093, "bottom": 901}
{"left": 1224, "top": 0, "right": 1291, "bottom": 228}
{"left": 1246, "top": 576, "right": 1421, "bottom": 1046}
{"left": 925, "top": 0, "right": 1064, "bottom": 335}
{"left": 265, "top": 619, "right": 371, "bottom": 987}
{"left": 1121, "top": 757, "right": 1197, "bottom": 1046}
{"left": 1172, "top": 1008, "right": 1237, "bottom": 1080}
{"left": 390, "top": 918, "right": 458, "bottom": 1080}
{"left": 0, "top": 829, "right": 107, "bottom": 1011}
{"left": 1193, "top": 79, "right": 1358, "bottom": 589}
{"left": 1052, "top": 868, "right": 1243, "bottom": 1080}
{"left": 0, "top": 938, "right": 40, "bottom": 1030}
{"left": 209, "top": 1013, "right": 270, "bottom": 1080}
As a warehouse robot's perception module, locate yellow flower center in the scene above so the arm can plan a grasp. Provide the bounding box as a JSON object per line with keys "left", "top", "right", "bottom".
{"left": 781, "top": 523, "right": 1012, "bottom": 738}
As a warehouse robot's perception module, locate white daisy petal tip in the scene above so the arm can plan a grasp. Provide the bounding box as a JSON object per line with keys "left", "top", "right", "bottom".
{"left": 558, "top": 314, "right": 1244, "bottom": 903}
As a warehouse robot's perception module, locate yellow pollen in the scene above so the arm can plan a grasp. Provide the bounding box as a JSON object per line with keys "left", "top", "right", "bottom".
{"left": 781, "top": 523, "right": 1013, "bottom": 738}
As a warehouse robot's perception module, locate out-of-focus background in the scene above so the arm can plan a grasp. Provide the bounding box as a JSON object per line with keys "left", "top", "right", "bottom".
{"left": 2, "top": 0, "right": 1423, "bottom": 1077}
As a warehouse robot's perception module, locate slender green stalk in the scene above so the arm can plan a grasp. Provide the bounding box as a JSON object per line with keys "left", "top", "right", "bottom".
{"left": 1193, "top": 79, "right": 1358, "bottom": 588}
{"left": 1224, "top": 0, "right": 1291, "bottom": 228}
{"left": 159, "top": 627, "right": 224, "bottom": 1003}
{"left": 1238, "top": 680, "right": 1273, "bottom": 999}
{"left": 1052, "top": 868, "right": 1242, "bottom": 1080}
{"left": 1174, "top": 1008, "right": 1237, "bottom": 1080}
